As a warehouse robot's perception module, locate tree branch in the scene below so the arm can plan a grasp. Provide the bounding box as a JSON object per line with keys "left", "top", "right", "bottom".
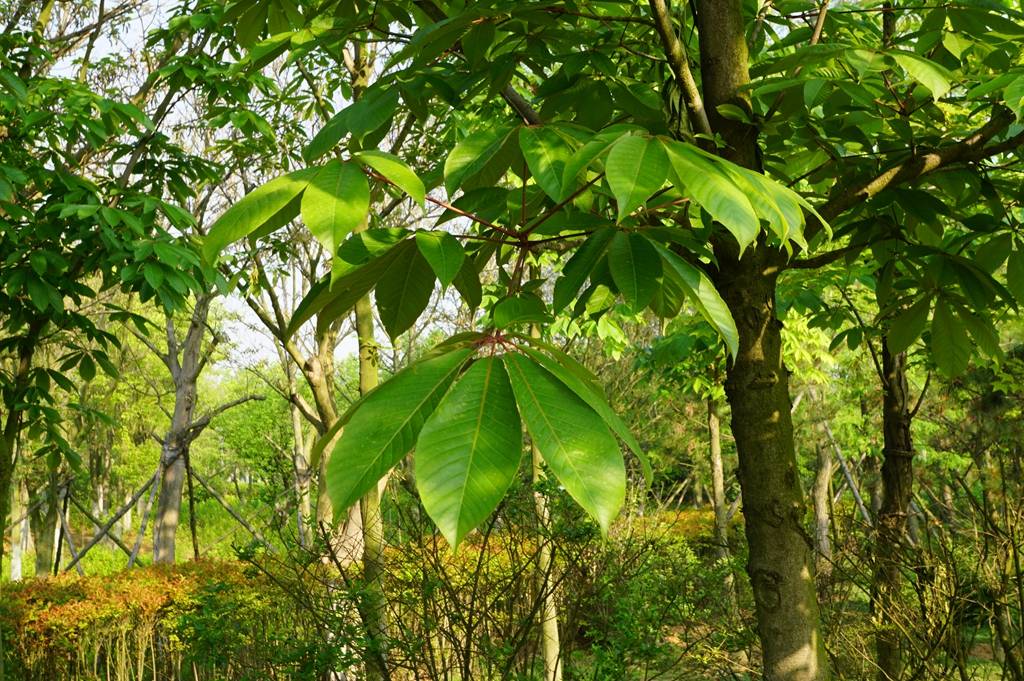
{"left": 187, "top": 394, "right": 265, "bottom": 440}
{"left": 648, "top": 0, "right": 712, "bottom": 137}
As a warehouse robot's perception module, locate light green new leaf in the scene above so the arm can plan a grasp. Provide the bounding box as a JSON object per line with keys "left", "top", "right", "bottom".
{"left": 656, "top": 245, "right": 739, "bottom": 358}
{"left": 663, "top": 141, "right": 759, "bottom": 253}
{"left": 893, "top": 52, "right": 952, "bottom": 100}
{"left": 416, "top": 358, "right": 522, "bottom": 547}
{"left": 444, "top": 125, "right": 516, "bottom": 194}
{"left": 886, "top": 297, "right": 931, "bottom": 354}
{"left": 326, "top": 348, "right": 473, "bottom": 517}
{"left": 301, "top": 160, "right": 370, "bottom": 259}
{"left": 376, "top": 241, "right": 436, "bottom": 338}
{"left": 930, "top": 299, "right": 970, "bottom": 376}
{"left": 519, "top": 126, "right": 573, "bottom": 201}
{"left": 304, "top": 88, "right": 400, "bottom": 162}
{"left": 559, "top": 126, "right": 636, "bottom": 201}
{"left": 608, "top": 231, "right": 662, "bottom": 311}
{"left": 605, "top": 135, "right": 668, "bottom": 222}
{"left": 553, "top": 227, "right": 616, "bottom": 311}
{"left": 503, "top": 353, "right": 625, "bottom": 534}
{"left": 203, "top": 168, "right": 315, "bottom": 261}
{"left": 354, "top": 149, "right": 425, "bottom": 206}
{"left": 416, "top": 231, "right": 465, "bottom": 289}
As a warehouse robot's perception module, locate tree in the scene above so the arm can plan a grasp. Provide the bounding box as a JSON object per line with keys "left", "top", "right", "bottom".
{"left": 190, "top": 1, "right": 1024, "bottom": 679}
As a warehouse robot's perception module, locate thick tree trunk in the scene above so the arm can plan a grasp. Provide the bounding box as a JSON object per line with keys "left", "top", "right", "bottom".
{"left": 716, "top": 255, "right": 827, "bottom": 681}
{"left": 0, "top": 335, "right": 35, "bottom": 575}
{"left": 153, "top": 376, "right": 196, "bottom": 564}
{"left": 873, "top": 345, "right": 915, "bottom": 681}
{"left": 709, "top": 398, "right": 730, "bottom": 561}
{"left": 9, "top": 481, "right": 27, "bottom": 580}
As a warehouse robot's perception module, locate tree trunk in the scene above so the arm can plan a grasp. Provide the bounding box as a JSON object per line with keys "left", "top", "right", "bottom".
{"left": 716, "top": 253, "right": 827, "bottom": 681}
{"left": 9, "top": 481, "right": 27, "bottom": 580}
{"left": 873, "top": 345, "right": 915, "bottom": 681}
{"left": 153, "top": 389, "right": 195, "bottom": 564}
{"left": 692, "top": 0, "right": 827, "bottom": 675}
{"left": 355, "top": 285, "right": 390, "bottom": 681}
{"left": 812, "top": 441, "right": 833, "bottom": 577}
{"left": 29, "top": 471, "right": 59, "bottom": 577}
{"left": 0, "top": 334, "right": 35, "bottom": 575}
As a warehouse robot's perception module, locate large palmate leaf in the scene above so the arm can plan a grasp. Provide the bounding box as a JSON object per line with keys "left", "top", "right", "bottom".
{"left": 608, "top": 231, "right": 662, "bottom": 311}
{"left": 326, "top": 347, "right": 473, "bottom": 516}
{"left": 300, "top": 160, "right": 370, "bottom": 259}
{"left": 605, "top": 135, "right": 668, "bottom": 222}
{"left": 503, "top": 352, "right": 625, "bottom": 534}
{"left": 203, "top": 168, "right": 316, "bottom": 261}
{"left": 416, "top": 357, "right": 522, "bottom": 547}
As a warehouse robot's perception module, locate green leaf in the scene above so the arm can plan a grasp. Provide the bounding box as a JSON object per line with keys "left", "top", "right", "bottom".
{"left": 453, "top": 257, "right": 483, "bottom": 310}
{"left": 1005, "top": 75, "right": 1024, "bottom": 120}
{"left": 518, "top": 345, "right": 650, "bottom": 486}
{"left": 375, "top": 241, "right": 436, "bottom": 338}
{"left": 960, "top": 310, "right": 1001, "bottom": 359}
{"left": 559, "top": 127, "right": 635, "bottom": 201}
{"left": 326, "top": 348, "right": 474, "bottom": 516}
{"left": 503, "top": 353, "right": 625, "bottom": 534}
{"left": 1007, "top": 247, "right": 1024, "bottom": 305}
{"left": 663, "top": 141, "right": 759, "bottom": 253}
{"left": 492, "top": 293, "right": 549, "bottom": 328}
{"left": 656, "top": 246, "right": 739, "bottom": 358}
{"left": 416, "top": 357, "right": 522, "bottom": 547}
{"left": 892, "top": 52, "right": 952, "bottom": 100}
{"left": 415, "top": 231, "right": 465, "bottom": 289}
{"left": 930, "top": 300, "right": 970, "bottom": 376}
{"left": 444, "top": 125, "right": 517, "bottom": 195}
{"left": 519, "top": 126, "right": 573, "bottom": 201}
{"left": 304, "top": 88, "right": 400, "bottom": 162}
{"left": 354, "top": 150, "right": 425, "bottom": 206}
{"left": 886, "top": 297, "right": 931, "bottom": 354}
{"left": 78, "top": 355, "right": 96, "bottom": 382}
{"left": 608, "top": 231, "right": 661, "bottom": 311}
{"left": 301, "top": 160, "right": 370, "bottom": 260}
{"left": 203, "top": 168, "right": 315, "bottom": 261}
{"left": 605, "top": 135, "right": 668, "bottom": 222}
{"left": 553, "top": 227, "right": 616, "bottom": 311}
{"left": 286, "top": 239, "right": 410, "bottom": 339}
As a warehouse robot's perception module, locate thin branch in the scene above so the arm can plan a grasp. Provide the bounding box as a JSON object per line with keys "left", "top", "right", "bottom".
{"left": 649, "top": 0, "right": 712, "bottom": 138}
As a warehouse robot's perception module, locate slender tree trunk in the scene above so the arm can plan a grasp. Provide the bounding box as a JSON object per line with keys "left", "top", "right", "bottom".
{"left": 355, "top": 289, "right": 390, "bottom": 680}
{"left": 716, "top": 256, "right": 827, "bottom": 681}
{"left": 873, "top": 345, "right": 916, "bottom": 681}
{"left": 708, "top": 396, "right": 741, "bottom": 616}
{"left": 9, "top": 481, "right": 26, "bottom": 580}
{"left": 812, "top": 441, "right": 833, "bottom": 577}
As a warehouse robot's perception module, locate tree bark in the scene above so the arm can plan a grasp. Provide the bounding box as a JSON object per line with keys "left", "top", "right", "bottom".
{"left": 29, "top": 471, "right": 59, "bottom": 577}
{"left": 716, "top": 255, "right": 827, "bottom": 681}
{"left": 812, "top": 441, "right": 833, "bottom": 578}
{"left": 9, "top": 481, "right": 27, "bottom": 580}
{"left": 355, "top": 291, "right": 390, "bottom": 681}
{"left": 691, "top": 0, "right": 827, "bottom": 675}
{"left": 0, "top": 331, "right": 36, "bottom": 575}
{"left": 873, "top": 344, "right": 915, "bottom": 681}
